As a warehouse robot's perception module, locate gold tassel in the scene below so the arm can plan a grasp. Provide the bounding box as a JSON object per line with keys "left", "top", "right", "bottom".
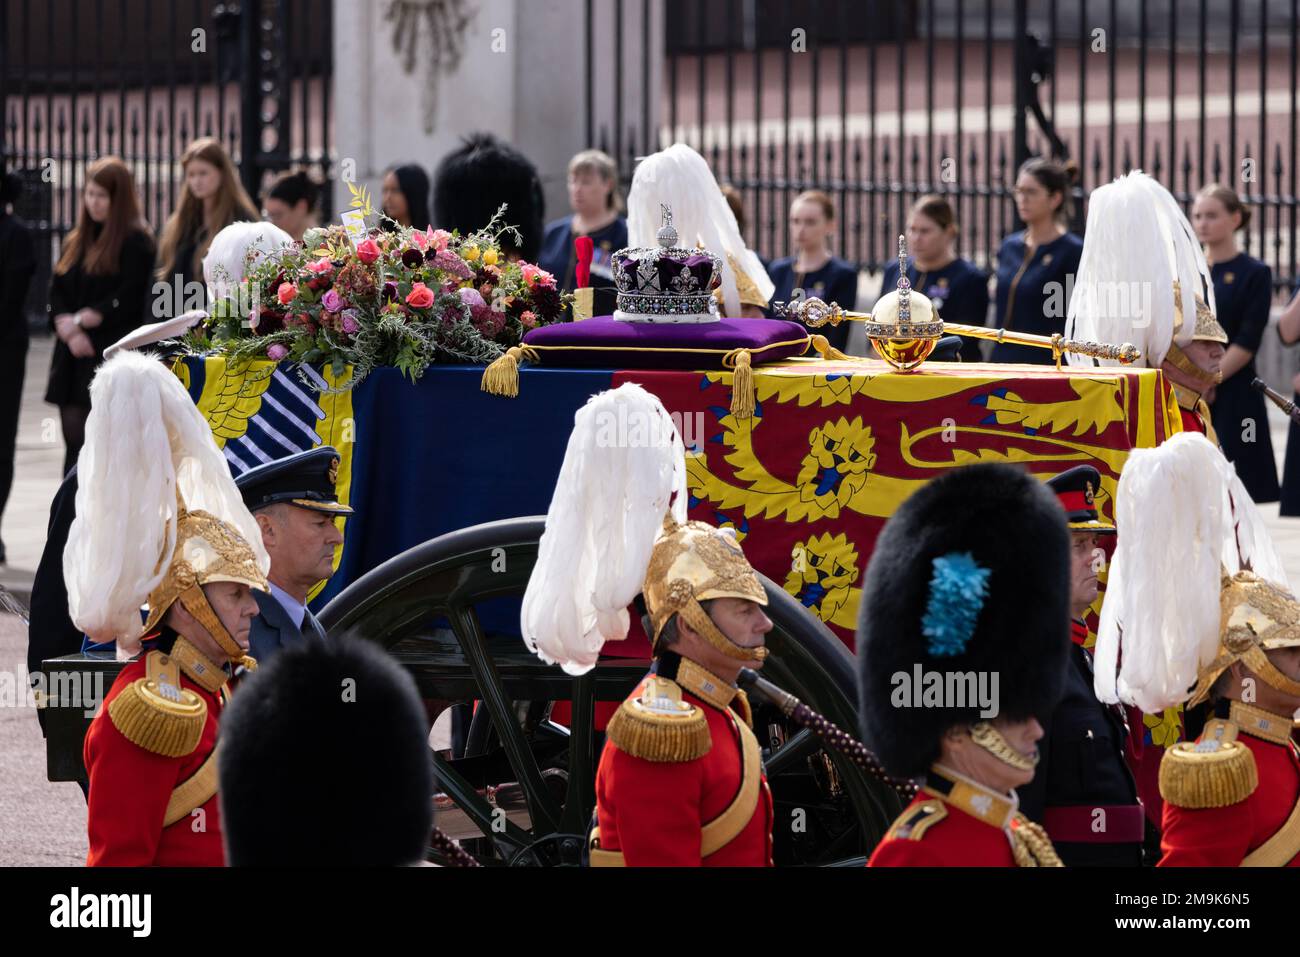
{"left": 1159, "top": 739, "right": 1258, "bottom": 808}
{"left": 810, "top": 334, "right": 857, "bottom": 362}
{"left": 727, "top": 348, "right": 756, "bottom": 419}
{"left": 108, "top": 678, "right": 207, "bottom": 758}
{"left": 606, "top": 699, "right": 712, "bottom": 763}
{"left": 480, "top": 345, "right": 538, "bottom": 398}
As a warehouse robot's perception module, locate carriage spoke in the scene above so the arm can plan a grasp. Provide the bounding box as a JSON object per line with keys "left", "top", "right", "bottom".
{"left": 450, "top": 603, "right": 564, "bottom": 834}
{"left": 559, "top": 673, "right": 596, "bottom": 834}
{"left": 430, "top": 750, "right": 532, "bottom": 857}
{"left": 762, "top": 727, "right": 818, "bottom": 777}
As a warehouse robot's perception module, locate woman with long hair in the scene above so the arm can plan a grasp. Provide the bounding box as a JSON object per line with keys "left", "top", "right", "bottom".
{"left": 155, "top": 137, "right": 259, "bottom": 299}
{"left": 991, "top": 158, "right": 1083, "bottom": 364}
{"left": 381, "top": 163, "right": 432, "bottom": 231}
{"left": 45, "top": 156, "right": 155, "bottom": 475}
{"left": 1193, "top": 183, "right": 1279, "bottom": 503}
{"left": 880, "top": 194, "right": 989, "bottom": 362}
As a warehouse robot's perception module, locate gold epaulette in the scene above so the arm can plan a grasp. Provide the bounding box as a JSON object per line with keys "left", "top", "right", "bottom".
{"left": 107, "top": 650, "right": 208, "bottom": 758}
{"left": 882, "top": 799, "right": 948, "bottom": 842}
{"left": 1159, "top": 719, "right": 1258, "bottom": 809}
{"left": 606, "top": 676, "right": 711, "bottom": 762}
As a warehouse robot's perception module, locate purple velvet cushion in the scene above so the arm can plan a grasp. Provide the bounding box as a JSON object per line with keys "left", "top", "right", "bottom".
{"left": 521, "top": 316, "right": 810, "bottom": 370}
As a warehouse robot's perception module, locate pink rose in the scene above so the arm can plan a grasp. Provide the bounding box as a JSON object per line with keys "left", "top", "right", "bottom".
{"left": 277, "top": 282, "right": 297, "bottom": 305}
{"left": 305, "top": 258, "right": 332, "bottom": 275}
{"left": 520, "top": 263, "right": 555, "bottom": 289}
{"left": 406, "top": 282, "right": 435, "bottom": 309}
{"left": 248, "top": 308, "right": 261, "bottom": 332}
{"left": 520, "top": 310, "right": 538, "bottom": 330}
{"left": 357, "top": 238, "right": 381, "bottom": 264}
{"left": 430, "top": 229, "right": 452, "bottom": 251}
{"left": 321, "top": 289, "right": 344, "bottom": 312}
{"left": 458, "top": 287, "right": 486, "bottom": 309}
{"left": 340, "top": 309, "right": 361, "bottom": 335}
{"left": 267, "top": 343, "right": 289, "bottom": 361}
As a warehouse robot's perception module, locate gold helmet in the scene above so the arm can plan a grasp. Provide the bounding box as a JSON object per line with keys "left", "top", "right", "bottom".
{"left": 643, "top": 516, "right": 769, "bottom": 663}
{"left": 142, "top": 505, "right": 269, "bottom": 664}
{"left": 65, "top": 350, "right": 271, "bottom": 663}
{"left": 1187, "top": 571, "right": 1300, "bottom": 707}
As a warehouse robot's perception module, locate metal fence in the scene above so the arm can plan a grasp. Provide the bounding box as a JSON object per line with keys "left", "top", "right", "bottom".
{"left": 587, "top": 0, "right": 1300, "bottom": 293}
{"left": 1, "top": 0, "right": 334, "bottom": 328}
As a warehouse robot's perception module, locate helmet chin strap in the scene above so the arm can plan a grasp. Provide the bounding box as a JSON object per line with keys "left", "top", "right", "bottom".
{"left": 970, "top": 721, "right": 1038, "bottom": 772}
{"left": 177, "top": 584, "right": 247, "bottom": 667}
{"left": 671, "top": 598, "right": 768, "bottom": 664}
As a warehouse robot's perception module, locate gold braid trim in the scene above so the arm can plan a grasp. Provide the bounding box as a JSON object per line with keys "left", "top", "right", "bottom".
{"left": 606, "top": 676, "right": 712, "bottom": 762}
{"left": 732, "top": 688, "right": 753, "bottom": 729}
{"left": 169, "top": 636, "right": 229, "bottom": 694}
{"left": 1159, "top": 720, "right": 1258, "bottom": 808}
{"left": 1010, "top": 813, "right": 1064, "bottom": 867}
{"left": 107, "top": 651, "right": 207, "bottom": 758}
{"left": 725, "top": 253, "right": 770, "bottom": 310}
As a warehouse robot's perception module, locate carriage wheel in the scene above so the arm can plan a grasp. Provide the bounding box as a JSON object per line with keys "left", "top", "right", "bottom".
{"left": 318, "top": 517, "right": 904, "bottom": 866}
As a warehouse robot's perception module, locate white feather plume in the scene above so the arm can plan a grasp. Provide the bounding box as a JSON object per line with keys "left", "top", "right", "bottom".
{"left": 1094, "top": 432, "right": 1287, "bottom": 711}
{"left": 202, "top": 220, "right": 294, "bottom": 303}
{"left": 626, "top": 143, "right": 773, "bottom": 318}
{"left": 63, "top": 351, "right": 270, "bottom": 656}
{"left": 1067, "top": 171, "right": 1178, "bottom": 369}
{"left": 521, "top": 383, "right": 687, "bottom": 675}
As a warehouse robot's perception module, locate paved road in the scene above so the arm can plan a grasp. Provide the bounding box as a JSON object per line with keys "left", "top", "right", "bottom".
{"left": 0, "top": 612, "right": 87, "bottom": 866}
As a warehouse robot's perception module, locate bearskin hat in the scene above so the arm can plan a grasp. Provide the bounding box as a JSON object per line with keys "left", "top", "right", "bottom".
{"left": 857, "top": 463, "right": 1071, "bottom": 778}
{"left": 433, "top": 132, "right": 545, "bottom": 261}
{"left": 218, "top": 636, "right": 434, "bottom": 866}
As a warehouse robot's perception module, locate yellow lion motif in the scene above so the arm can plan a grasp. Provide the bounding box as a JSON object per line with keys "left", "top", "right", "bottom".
{"left": 784, "top": 532, "right": 861, "bottom": 630}
{"left": 686, "top": 412, "right": 918, "bottom": 523}
{"left": 794, "top": 417, "right": 877, "bottom": 519}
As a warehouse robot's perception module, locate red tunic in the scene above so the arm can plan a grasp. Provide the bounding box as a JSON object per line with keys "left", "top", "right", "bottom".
{"left": 1178, "top": 404, "right": 1209, "bottom": 436}
{"left": 869, "top": 793, "right": 1028, "bottom": 867}
{"left": 84, "top": 657, "right": 226, "bottom": 867}
{"left": 594, "top": 678, "right": 774, "bottom": 866}
{"left": 1159, "top": 730, "right": 1300, "bottom": 866}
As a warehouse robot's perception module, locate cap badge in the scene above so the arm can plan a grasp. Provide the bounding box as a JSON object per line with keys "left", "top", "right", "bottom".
{"left": 1084, "top": 480, "right": 1094, "bottom": 505}
{"left": 328, "top": 456, "right": 340, "bottom": 485}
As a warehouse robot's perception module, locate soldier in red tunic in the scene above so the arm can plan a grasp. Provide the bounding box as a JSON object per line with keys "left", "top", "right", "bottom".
{"left": 519, "top": 382, "right": 774, "bottom": 866}
{"left": 64, "top": 350, "right": 271, "bottom": 866}
{"left": 857, "top": 463, "right": 1070, "bottom": 867}
{"left": 1092, "top": 431, "right": 1300, "bottom": 867}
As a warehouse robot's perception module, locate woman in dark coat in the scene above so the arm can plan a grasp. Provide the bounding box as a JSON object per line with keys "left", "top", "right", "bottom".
{"left": 1193, "top": 183, "right": 1279, "bottom": 503}
{"left": 46, "top": 156, "right": 155, "bottom": 476}
{"left": 1270, "top": 281, "right": 1300, "bottom": 514}
{"left": 765, "top": 190, "right": 859, "bottom": 348}
{"left": 991, "top": 158, "right": 1083, "bottom": 365}
{"left": 0, "top": 170, "right": 37, "bottom": 564}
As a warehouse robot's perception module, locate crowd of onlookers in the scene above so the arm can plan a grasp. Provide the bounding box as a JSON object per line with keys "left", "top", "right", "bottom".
{"left": 4, "top": 139, "right": 1300, "bottom": 568}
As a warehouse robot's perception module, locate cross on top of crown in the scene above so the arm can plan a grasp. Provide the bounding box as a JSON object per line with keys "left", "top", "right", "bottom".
{"left": 896, "top": 234, "right": 911, "bottom": 321}
{"left": 657, "top": 204, "right": 679, "bottom": 248}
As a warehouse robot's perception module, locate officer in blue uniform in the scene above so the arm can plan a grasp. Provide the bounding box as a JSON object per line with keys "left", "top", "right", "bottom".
{"left": 235, "top": 446, "right": 352, "bottom": 661}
